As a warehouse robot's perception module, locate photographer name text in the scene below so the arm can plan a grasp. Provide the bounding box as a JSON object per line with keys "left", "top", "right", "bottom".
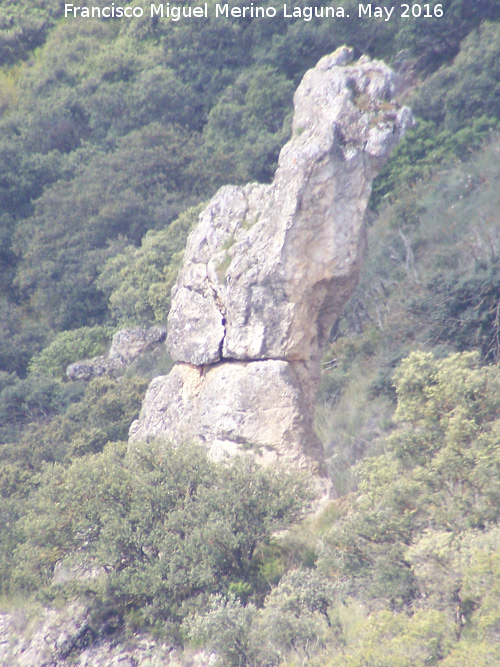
{"left": 64, "top": 3, "right": 445, "bottom": 22}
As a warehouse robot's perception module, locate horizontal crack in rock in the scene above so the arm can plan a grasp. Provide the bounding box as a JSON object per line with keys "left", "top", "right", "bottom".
{"left": 129, "top": 46, "right": 413, "bottom": 488}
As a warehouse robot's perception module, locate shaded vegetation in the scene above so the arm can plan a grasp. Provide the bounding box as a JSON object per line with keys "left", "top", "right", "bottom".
{"left": 13, "top": 441, "right": 312, "bottom": 643}
{"left": 1, "top": 3, "right": 500, "bottom": 665}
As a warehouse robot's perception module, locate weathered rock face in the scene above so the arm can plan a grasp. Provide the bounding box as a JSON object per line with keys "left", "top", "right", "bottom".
{"left": 0, "top": 606, "right": 179, "bottom": 666}
{"left": 130, "top": 48, "right": 413, "bottom": 474}
{"left": 129, "top": 360, "right": 322, "bottom": 470}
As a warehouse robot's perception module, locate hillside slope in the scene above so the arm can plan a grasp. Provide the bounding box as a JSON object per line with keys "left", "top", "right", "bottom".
{"left": 1, "top": 4, "right": 500, "bottom": 665}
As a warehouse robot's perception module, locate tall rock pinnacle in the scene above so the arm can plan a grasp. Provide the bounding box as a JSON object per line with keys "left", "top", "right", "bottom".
{"left": 129, "top": 47, "right": 413, "bottom": 476}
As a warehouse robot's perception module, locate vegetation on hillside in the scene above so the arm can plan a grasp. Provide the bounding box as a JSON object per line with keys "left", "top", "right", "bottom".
{"left": 1, "top": 2, "right": 500, "bottom": 664}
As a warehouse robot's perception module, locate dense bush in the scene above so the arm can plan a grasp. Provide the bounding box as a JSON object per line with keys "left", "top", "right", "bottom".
{"left": 98, "top": 205, "right": 204, "bottom": 326}
{"left": 28, "top": 325, "right": 114, "bottom": 379}
{"left": 0, "top": 372, "right": 72, "bottom": 444}
{"left": 0, "top": 373, "right": 148, "bottom": 595}
{"left": 394, "top": 0, "right": 500, "bottom": 73}
{"left": 2, "top": 4, "right": 500, "bottom": 663}
{"left": 13, "top": 441, "right": 312, "bottom": 635}
{"left": 185, "top": 570, "right": 334, "bottom": 666}
{"left": 412, "top": 21, "right": 500, "bottom": 130}
{"left": 319, "top": 352, "right": 500, "bottom": 607}
{"left": 372, "top": 115, "right": 499, "bottom": 206}
{"left": 373, "top": 21, "right": 500, "bottom": 206}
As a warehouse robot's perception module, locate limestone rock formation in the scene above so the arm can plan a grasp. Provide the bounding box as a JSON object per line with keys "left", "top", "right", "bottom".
{"left": 0, "top": 606, "right": 179, "bottom": 666}
{"left": 130, "top": 48, "right": 413, "bottom": 474}
{"left": 129, "top": 360, "right": 321, "bottom": 469}
{"left": 67, "top": 327, "right": 166, "bottom": 381}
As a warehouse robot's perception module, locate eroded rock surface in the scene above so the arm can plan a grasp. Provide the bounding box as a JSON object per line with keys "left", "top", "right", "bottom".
{"left": 129, "top": 360, "right": 322, "bottom": 470}
{"left": 0, "top": 605, "right": 179, "bottom": 666}
{"left": 130, "top": 47, "right": 413, "bottom": 474}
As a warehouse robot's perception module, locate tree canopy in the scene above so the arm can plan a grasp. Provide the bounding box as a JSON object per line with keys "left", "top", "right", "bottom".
{"left": 2, "top": 4, "right": 500, "bottom": 664}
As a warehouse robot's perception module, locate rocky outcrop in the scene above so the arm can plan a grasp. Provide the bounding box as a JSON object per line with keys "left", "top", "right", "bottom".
{"left": 0, "top": 606, "right": 179, "bottom": 666}
{"left": 67, "top": 327, "right": 166, "bottom": 381}
{"left": 129, "top": 360, "right": 322, "bottom": 470}
{"left": 130, "top": 47, "right": 413, "bottom": 475}
{"left": 0, "top": 48, "right": 413, "bottom": 667}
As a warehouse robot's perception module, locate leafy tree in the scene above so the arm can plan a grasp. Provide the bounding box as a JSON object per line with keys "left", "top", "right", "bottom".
{"left": 202, "top": 66, "right": 294, "bottom": 183}
{"left": 14, "top": 123, "right": 204, "bottom": 330}
{"left": 372, "top": 116, "right": 499, "bottom": 207}
{"left": 0, "top": 371, "right": 71, "bottom": 444}
{"left": 0, "top": 374, "right": 147, "bottom": 595}
{"left": 185, "top": 569, "right": 335, "bottom": 666}
{"left": 13, "top": 441, "right": 312, "bottom": 634}
{"left": 253, "top": 569, "right": 334, "bottom": 664}
{"left": 98, "top": 206, "right": 203, "bottom": 326}
{"left": 373, "top": 22, "right": 500, "bottom": 205}
{"left": 414, "top": 259, "right": 500, "bottom": 363}
{"left": 159, "top": 11, "right": 250, "bottom": 126}
{"left": 184, "top": 595, "right": 258, "bottom": 666}
{"left": 319, "top": 352, "right": 500, "bottom": 607}
{"left": 325, "top": 607, "right": 455, "bottom": 666}
{"left": 0, "top": 1, "right": 59, "bottom": 66}
{"left": 28, "top": 325, "right": 114, "bottom": 379}
{"left": 20, "top": 375, "right": 148, "bottom": 464}
{"left": 394, "top": 1, "right": 500, "bottom": 73}
{"left": 0, "top": 299, "right": 50, "bottom": 376}
{"left": 0, "top": 123, "right": 63, "bottom": 216}
{"left": 412, "top": 21, "right": 500, "bottom": 130}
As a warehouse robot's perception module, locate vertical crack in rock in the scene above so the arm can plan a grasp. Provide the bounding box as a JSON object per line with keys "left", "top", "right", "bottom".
{"left": 129, "top": 47, "right": 414, "bottom": 486}
{"left": 208, "top": 281, "right": 227, "bottom": 361}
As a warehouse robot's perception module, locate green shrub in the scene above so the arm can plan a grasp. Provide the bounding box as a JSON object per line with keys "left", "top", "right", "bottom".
{"left": 372, "top": 117, "right": 499, "bottom": 207}
{"left": 0, "top": 371, "right": 72, "bottom": 444}
{"left": 24, "top": 375, "right": 148, "bottom": 463}
{"left": 412, "top": 21, "right": 500, "bottom": 131}
{"left": 185, "top": 570, "right": 334, "bottom": 666}
{"left": 184, "top": 595, "right": 257, "bottom": 666}
{"left": 13, "top": 441, "right": 313, "bottom": 634}
{"left": 98, "top": 205, "right": 204, "bottom": 326}
{"left": 28, "top": 326, "right": 114, "bottom": 379}
{"left": 319, "top": 352, "right": 500, "bottom": 607}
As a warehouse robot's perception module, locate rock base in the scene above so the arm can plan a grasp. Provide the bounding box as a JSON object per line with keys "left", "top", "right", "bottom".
{"left": 129, "top": 359, "right": 325, "bottom": 474}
